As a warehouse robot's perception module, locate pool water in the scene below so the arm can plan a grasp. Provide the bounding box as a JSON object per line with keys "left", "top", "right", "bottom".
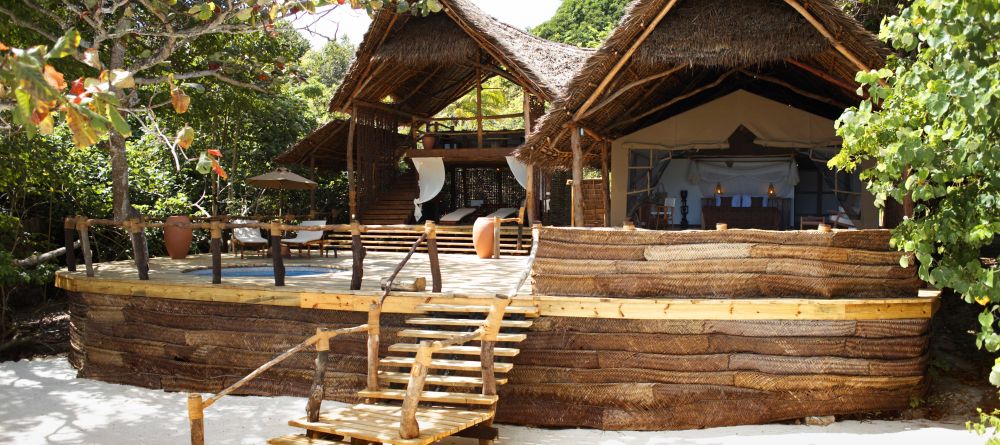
{"left": 185, "top": 266, "right": 333, "bottom": 277}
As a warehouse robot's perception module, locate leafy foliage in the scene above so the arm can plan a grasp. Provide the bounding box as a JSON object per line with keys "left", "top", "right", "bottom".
{"left": 831, "top": 0, "right": 1000, "bottom": 433}
{"left": 531, "top": 0, "right": 631, "bottom": 48}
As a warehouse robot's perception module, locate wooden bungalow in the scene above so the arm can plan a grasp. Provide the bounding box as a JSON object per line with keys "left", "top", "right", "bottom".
{"left": 276, "top": 0, "right": 592, "bottom": 226}
{"left": 517, "top": 0, "right": 890, "bottom": 230}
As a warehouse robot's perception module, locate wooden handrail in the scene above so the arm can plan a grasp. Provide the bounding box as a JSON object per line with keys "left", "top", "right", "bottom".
{"left": 186, "top": 323, "right": 369, "bottom": 445}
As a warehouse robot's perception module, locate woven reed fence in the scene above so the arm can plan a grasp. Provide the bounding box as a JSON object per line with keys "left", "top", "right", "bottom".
{"left": 532, "top": 227, "right": 921, "bottom": 298}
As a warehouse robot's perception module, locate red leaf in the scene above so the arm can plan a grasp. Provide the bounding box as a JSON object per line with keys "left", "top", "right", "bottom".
{"left": 70, "top": 78, "right": 85, "bottom": 95}
{"left": 171, "top": 87, "right": 190, "bottom": 114}
{"left": 207, "top": 148, "right": 222, "bottom": 158}
{"left": 43, "top": 65, "right": 67, "bottom": 91}
{"left": 211, "top": 159, "right": 228, "bottom": 180}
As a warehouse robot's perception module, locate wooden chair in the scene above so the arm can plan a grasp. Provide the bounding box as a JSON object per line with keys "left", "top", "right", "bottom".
{"left": 230, "top": 219, "right": 268, "bottom": 259}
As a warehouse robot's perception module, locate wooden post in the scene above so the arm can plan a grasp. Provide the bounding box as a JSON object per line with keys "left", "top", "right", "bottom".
{"left": 366, "top": 303, "right": 380, "bottom": 391}
{"left": 63, "top": 217, "right": 77, "bottom": 272}
{"left": 187, "top": 393, "right": 205, "bottom": 445}
{"left": 128, "top": 217, "right": 149, "bottom": 281}
{"left": 309, "top": 155, "right": 317, "bottom": 215}
{"left": 210, "top": 221, "right": 223, "bottom": 285}
{"left": 347, "top": 109, "right": 358, "bottom": 219}
{"left": 76, "top": 217, "right": 94, "bottom": 277}
{"left": 492, "top": 216, "right": 501, "bottom": 259}
{"left": 425, "top": 221, "right": 442, "bottom": 292}
{"left": 570, "top": 125, "right": 585, "bottom": 227}
{"left": 350, "top": 220, "right": 365, "bottom": 290}
{"left": 306, "top": 328, "right": 330, "bottom": 435}
{"left": 270, "top": 221, "right": 285, "bottom": 286}
{"left": 601, "top": 141, "right": 611, "bottom": 227}
{"left": 476, "top": 65, "right": 483, "bottom": 149}
{"left": 400, "top": 342, "right": 432, "bottom": 439}
{"left": 523, "top": 90, "right": 538, "bottom": 223}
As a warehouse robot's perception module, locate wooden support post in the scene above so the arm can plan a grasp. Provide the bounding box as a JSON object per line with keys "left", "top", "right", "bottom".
{"left": 523, "top": 90, "right": 538, "bottom": 224}
{"left": 366, "top": 303, "right": 380, "bottom": 391}
{"left": 478, "top": 339, "right": 497, "bottom": 445}
{"left": 601, "top": 141, "right": 611, "bottom": 227}
{"left": 347, "top": 109, "right": 358, "bottom": 219}
{"left": 425, "top": 221, "right": 442, "bottom": 292}
{"left": 306, "top": 328, "right": 330, "bottom": 436}
{"left": 309, "top": 155, "right": 317, "bottom": 216}
{"left": 270, "top": 222, "right": 285, "bottom": 286}
{"left": 476, "top": 65, "right": 484, "bottom": 149}
{"left": 128, "top": 217, "right": 149, "bottom": 281}
{"left": 210, "top": 221, "right": 223, "bottom": 285}
{"left": 570, "top": 125, "right": 585, "bottom": 227}
{"left": 350, "top": 220, "right": 365, "bottom": 290}
{"left": 76, "top": 217, "right": 94, "bottom": 277}
{"left": 187, "top": 393, "right": 205, "bottom": 445}
{"left": 492, "top": 216, "right": 501, "bottom": 259}
{"left": 400, "top": 342, "right": 432, "bottom": 439}
{"left": 63, "top": 217, "right": 77, "bottom": 272}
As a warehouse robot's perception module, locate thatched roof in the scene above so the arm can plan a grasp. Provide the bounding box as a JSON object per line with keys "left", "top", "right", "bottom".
{"left": 328, "top": 0, "right": 593, "bottom": 117}
{"left": 273, "top": 119, "right": 350, "bottom": 169}
{"left": 517, "top": 0, "right": 888, "bottom": 169}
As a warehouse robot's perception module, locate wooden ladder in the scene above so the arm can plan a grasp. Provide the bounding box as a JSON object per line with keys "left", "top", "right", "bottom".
{"left": 268, "top": 300, "right": 539, "bottom": 445}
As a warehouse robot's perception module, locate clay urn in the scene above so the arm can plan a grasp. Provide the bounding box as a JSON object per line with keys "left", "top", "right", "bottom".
{"left": 472, "top": 217, "right": 494, "bottom": 259}
{"left": 421, "top": 134, "right": 436, "bottom": 150}
{"left": 163, "top": 215, "right": 193, "bottom": 259}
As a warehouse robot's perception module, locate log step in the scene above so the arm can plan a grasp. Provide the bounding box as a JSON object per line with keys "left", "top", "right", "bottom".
{"left": 415, "top": 303, "right": 540, "bottom": 317}
{"left": 405, "top": 318, "right": 533, "bottom": 328}
{"left": 289, "top": 403, "right": 493, "bottom": 445}
{"left": 267, "top": 434, "right": 348, "bottom": 445}
{"left": 377, "top": 371, "right": 508, "bottom": 387}
{"left": 397, "top": 329, "right": 526, "bottom": 342}
{"left": 388, "top": 343, "right": 520, "bottom": 357}
{"left": 357, "top": 389, "right": 498, "bottom": 406}
{"left": 379, "top": 356, "right": 513, "bottom": 373}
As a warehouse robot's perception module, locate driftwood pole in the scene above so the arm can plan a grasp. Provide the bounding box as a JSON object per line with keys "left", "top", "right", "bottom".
{"left": 187, "top": 393, "right": 205, "bottom": 445}
{"left": 400, "top": 342, "right": 433, "bottom": 439}
{"left": 366, "top": 303, "right": 380, "bottom": 391}
{"left": 210, "top": 221, "right": 223, "bottom": 285}
{"left": 350, "top": 220, "right": 365, "bottom": 290}
{"left": 347, "top": 108, "right": 358, "bottom": 218}
{"left": 570, "top": 125, "right": 585, "bottom": 227}
{"left": 424, "top": 221, "right": 442, "bottom": 292}
{"left": 127, "top": 217, "right": 149, "bottom": 280}
{"left": 306, "top": 328, "right": 330, "bottom": 437}
{"left": 76, "top": 217, "right": 94, "bottom": 277}
{"left": 523, "top": 89, "right": 537, "bottom": 223}
{"left": 269, "top": 221, "right": 285, "bottom": 286}
{"left": 63, "top": 217, "right": 77, "bottom": 272}
{"left": 601, "top": 141, "right": 612, "bottom": 227}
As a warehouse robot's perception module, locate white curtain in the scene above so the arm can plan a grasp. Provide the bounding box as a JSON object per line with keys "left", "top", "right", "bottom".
{"left": 506, "top": 156, "right": 529, "bottom": 189}
{"left": 687, "top": 159, "right": 798, "bottom": 198}
{"left": 412, "top": 157, "right": 445, "bottom": 221}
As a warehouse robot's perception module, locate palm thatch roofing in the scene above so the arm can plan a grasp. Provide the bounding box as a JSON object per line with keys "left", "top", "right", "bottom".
{"left": 278, "top": 0, "right": 592, "bottom": 169}
{"left": 516, "top": 0, "right": 888, "bottom": 169}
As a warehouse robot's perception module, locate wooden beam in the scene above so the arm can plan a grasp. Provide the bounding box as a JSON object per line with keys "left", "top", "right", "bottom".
{"left": 781, "top": 0, "right": 882, "bottom": 86}
{"left": 405, "top": 148, "right": 514, "bottom": 164}
{"left": 354, "top": 99, "right": 430, "bottom": 122}
{"left": 341, "top": 13, "right": 399, "bottom": 112}
{"left": 613, "top": 68, "right": 741, "bottom": 130}
{"left": 398, "top": 66, "right": 443, "bottom": 105}
{"left": 570, "top": 125, "right": 585, "bottom": 227}
{"left": 574, "top": 0, "right": 680, "bottom": 120}
{"left": 475, "top": 63, "right": 484, "bottom": 150}
{"left": 739, "top": 69, "right": 849, "bottom": 109}
{"left": 785, "top": 58, "right": 859, "bottom": 95}
{"left": 579, "top": 65, "right": 686, "bottom": 121}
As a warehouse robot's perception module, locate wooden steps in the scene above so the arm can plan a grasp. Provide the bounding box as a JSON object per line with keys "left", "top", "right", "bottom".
{"left": 326, "top": 225, "right": 531, "bottom": 255}
{"left": 358, "top": 389, "right": 498, "bottom": 405}
{"left": 377, "top": 371, "right": 508, "bottom": 387}
{"left": 388, "top": 343, "right": 520, "bottom": 357}
{"left": 397, "top": 329, "right": 527, "bottom": 342}
{"left": 405, "top": 317, "right": 533, "bottom": 328}
{"left": 288, "top": 404, "right": 493, "bottom": 445}
{"left": 416, "top": 303, "right": 540, "bottom": 317}
{"left": 379, "top": 356, "right": 513, "bottom": 373}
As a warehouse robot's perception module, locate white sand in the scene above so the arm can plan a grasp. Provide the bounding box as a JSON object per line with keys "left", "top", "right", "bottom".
{"left": 0, "top": 356, "right": 985, "bottom": 445}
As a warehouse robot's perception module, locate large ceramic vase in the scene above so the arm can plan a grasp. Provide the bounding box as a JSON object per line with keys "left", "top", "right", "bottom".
{"left": 164, "top": 215, "right": 193, "bottom": 259}
{"left": 472, "top": 217, "right": 494, "bottom": 259}
{"left": 421, "top": 134, "right": 436, "bottom": 149}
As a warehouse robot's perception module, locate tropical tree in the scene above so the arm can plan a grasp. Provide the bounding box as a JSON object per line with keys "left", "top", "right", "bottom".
{"left": 531, "top": 0, "right": 630, "bottom": 48}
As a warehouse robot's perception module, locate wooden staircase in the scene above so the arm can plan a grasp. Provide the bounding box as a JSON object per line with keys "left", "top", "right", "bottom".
{"left": 268, "top": 300, "right": 539, "bottom": 445}
{"left": 359, "top": 173, "right": 419, "bottom": 225}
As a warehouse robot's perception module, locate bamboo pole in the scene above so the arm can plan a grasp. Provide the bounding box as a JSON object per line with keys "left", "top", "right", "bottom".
{"left": 63, "top": 217, "right": 77, "bottom": 272}
{"left": 270, "top": 221, "right": 285, "bottom": 286}
{"left": 210, "top": 221, "right": 223, "bottom": 285}
{"left": 350, "top": 220, "right": 365, "bottom": 290}
{"left": 570, "top": 126, "right": 585, "bottom": 227}
{"left": 76, "top": 217, "right": 94, "bottom": 277}
{"left": 187, "top": 394, "right": 205, "bottom": 445}
{"left": 425, "top": 221, "right": 442, "bottom": 292}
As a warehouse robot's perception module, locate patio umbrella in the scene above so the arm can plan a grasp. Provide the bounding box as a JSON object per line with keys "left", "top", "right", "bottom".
{"left": 246, "top": 168, "right": 318, "bottom": 215}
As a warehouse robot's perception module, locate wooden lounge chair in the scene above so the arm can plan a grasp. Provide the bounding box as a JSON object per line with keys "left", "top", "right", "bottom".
{"left": 231, "top": 219, "right": 268, "bottom": 259}
{"left": 438, "top": 207, "right": 479, "bottom": 225}
{"left": 483, "top": 207, "right": 518, "bottom": 220}
{"left": 281, "top": 220, "right": 326, "bottom": 256}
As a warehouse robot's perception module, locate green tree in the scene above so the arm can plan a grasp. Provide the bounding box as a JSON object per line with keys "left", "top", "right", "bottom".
{"left": 531, "top": 0, "right": 630, "bottom": 48}
{"left": 301, "top": 36, "right": 356, "bottom": 87}
{"left": 831, "top": 1, "right": 1000, "bottom": 435}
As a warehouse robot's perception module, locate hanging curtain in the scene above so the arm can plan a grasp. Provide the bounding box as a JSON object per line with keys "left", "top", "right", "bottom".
{"left": 505, "top": 156, "right": 529, "bottom": 189}
{"left": 412, "top": 157, "right": 445, "bottom": 221}
{"left": 688, "top": 159, "right": 798, "bottom": 198}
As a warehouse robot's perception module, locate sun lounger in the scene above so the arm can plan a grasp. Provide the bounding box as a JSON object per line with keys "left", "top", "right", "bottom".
{"left": 439, "top": 207, "right": 478, "bottom": 225}
{"left": 231, "top": 219, "right": 269, "bottom": 259}
{"left": 281, "top": 220, "right": 326, "bottom": 256}
{"left": 483, "top": 207, "right": 518, "bottom": 219}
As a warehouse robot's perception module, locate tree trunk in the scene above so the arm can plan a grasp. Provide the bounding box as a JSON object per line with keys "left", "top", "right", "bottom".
{"left": 109, "top": 133, "right": 131, "bottom": 221}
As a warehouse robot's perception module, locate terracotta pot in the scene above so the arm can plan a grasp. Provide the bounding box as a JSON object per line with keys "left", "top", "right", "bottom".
{"left": 421, "top": 134, "right": 436, "bottom": 150}
{"left": 472, "top": 217, "right": 494, "bottom": 259}
{"left": 164, "top": 215, "right": 193, "bottom": 259}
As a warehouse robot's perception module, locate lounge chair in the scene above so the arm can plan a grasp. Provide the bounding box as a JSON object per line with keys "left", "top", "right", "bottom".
{"left": 439, "top": 207, "right": 479, "bottom": 225}
{"left": 484, "top": 207, "right": 518, "bottom": 219}
{"left": 281, "top": 220, "right": 326, "bottom": 257}
{"left": 231, "top": 219, "right": 269, "bottom": 259}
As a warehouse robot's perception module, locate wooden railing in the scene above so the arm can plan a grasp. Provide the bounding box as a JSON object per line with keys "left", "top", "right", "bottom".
{"left": 62, "top": 216, "right": 447, "bottom": 292}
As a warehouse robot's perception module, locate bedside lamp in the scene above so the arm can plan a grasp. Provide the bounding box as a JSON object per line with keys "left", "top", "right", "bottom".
{"left": 715, "top": 182, "right": 723, "bottom": 195}
{"left": 767, "top": 183, "right": 776, "bottom": 197}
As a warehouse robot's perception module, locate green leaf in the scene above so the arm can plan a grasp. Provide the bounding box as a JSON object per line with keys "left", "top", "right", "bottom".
{"left": 426, "top": 0, "right": 442, "bottom": 13}
{"left": 106, "top": 106, "right": 131, "bottom": 137}
{"left": 236, "top": 7, "right": 253, "bottom": 20}
{"left": 45, "top": 28, "right": 81, "bottom": 59}
{"left": 196, "top": 153, "right": 214, "bottom": 175}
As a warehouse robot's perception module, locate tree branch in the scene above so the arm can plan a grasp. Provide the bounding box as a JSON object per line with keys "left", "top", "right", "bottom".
{"left": 0, "top": 5, "right": 58, "bottom": 43}
{"left": 134, "top": 70, "right": 269, "bottom": 93}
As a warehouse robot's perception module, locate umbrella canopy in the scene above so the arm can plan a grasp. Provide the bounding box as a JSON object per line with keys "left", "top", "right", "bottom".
{"left": 246, "top": 168, "right": 317, "bottom": 190}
